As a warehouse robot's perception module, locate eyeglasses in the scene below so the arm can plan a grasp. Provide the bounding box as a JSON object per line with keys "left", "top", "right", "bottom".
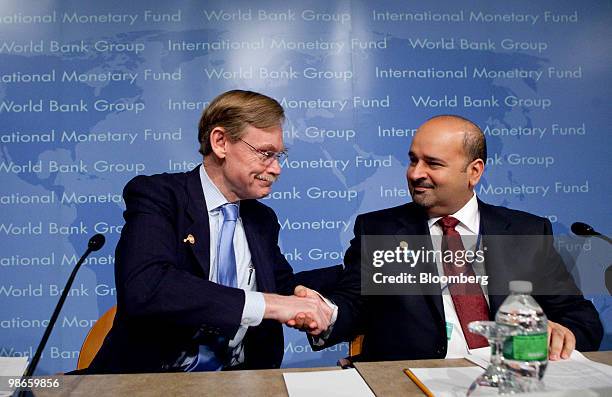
{"left": 239, "top": 138, "right": 288, "bottom": 164}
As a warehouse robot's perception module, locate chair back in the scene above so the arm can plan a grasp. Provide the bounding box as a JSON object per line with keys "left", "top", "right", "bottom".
{"left": 76, "top": 305, "right": 116, "bottom": 370}
{"left": 349, "top": 334, "right": 364, "bottom": 356}
{"left": 337, "top": 334, "right": 365, "bottom": 368}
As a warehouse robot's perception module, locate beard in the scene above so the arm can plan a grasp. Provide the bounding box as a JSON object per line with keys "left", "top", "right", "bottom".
{"left": 410, "top": 191, "right": 435, "bottom": 208}
{"left": 409, "top": 180, "right": 436, "bottom": 208}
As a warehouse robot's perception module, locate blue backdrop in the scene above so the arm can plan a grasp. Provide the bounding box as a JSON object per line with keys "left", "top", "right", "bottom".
{"left": 1, "top": 0, "right": 610, "bottom": 374}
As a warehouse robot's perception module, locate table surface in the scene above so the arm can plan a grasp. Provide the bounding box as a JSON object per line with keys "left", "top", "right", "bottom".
{"left": 354, "top": 351, "right": 612, "bottom": 396}
{"left": 29, "top": 351, "right": 612, "bottom": 397}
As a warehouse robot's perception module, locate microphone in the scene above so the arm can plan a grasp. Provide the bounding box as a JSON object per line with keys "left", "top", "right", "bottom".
{"left": 571, "top": 222, "right": 612, "bottom": 244}
{"left": 88, "top": 233, "right": 106, "bottom": 252}
{"left": 24, "top": 234, "right": 106, "bottom": 377}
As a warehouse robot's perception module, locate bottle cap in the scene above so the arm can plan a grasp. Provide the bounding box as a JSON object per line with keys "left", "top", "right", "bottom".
{"left": 509, "top": 280, "right": 532, "bottom": 293}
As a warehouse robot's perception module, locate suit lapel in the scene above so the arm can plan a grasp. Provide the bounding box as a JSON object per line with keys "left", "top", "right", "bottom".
{"left": 396, "top": 205, "right": 445, "bottom": 324}
{"left": 395, "top": 205, "right": 430, "bottom": 239}
{"left": 478, "top": 200, "right": 511, "bottom": 315}
{"left": 478, "top": 200, "right": 511, "bottom": 235}
{"left": 241, "top": 203, "right": 275, "bottom": 293}
{"left": 184, "top": 166, "right": 212, "bottom": 279}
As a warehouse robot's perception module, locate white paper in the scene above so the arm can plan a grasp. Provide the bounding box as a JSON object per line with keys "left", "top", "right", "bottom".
{"left": 543, "top": 359, "right": 612, "bottom": 388}
{"left": 0, "top": 356, "right": 28, "bottom": 377}
{"left": 409, "top": 367, "right": 485, "bottom": 397}
{"left": 0, "top": 356, "right": 29, "bottom": 397}
{"left": 412, "top": 351, "right": 612, "bottom": 397}
{"left": 283, "top": 368, "right": 375, "bottom": 397}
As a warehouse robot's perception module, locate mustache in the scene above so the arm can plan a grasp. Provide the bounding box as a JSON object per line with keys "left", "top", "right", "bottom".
{"left": 256, "top": 174, "right": 278, "bottom": 182}
{"left": 411, "top": 180, "right": 434, "bottom": 189}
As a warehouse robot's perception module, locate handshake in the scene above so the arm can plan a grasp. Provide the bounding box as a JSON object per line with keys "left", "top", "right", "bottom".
{"left": 263, "top": 285, "right": 334, "bottom": 336}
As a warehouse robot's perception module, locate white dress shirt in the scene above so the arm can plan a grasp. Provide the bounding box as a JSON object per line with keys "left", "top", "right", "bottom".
{"left": 428, "top": 193, "right": 489, "bottom": 358}
{"left": 199, "top": 165, "right": 265, "bottom": 366}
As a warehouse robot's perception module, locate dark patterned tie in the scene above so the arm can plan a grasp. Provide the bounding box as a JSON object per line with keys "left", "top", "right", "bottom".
{"left": 438, "top": 216, "right": 489, "bottom": 349}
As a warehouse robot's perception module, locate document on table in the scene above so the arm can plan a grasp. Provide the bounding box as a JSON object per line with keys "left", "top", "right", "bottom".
{"left": 0, "top": 356, "right": 28, "bottom": 397}
{"left": 283, "top": 368, "right": 375, "bottom": 397}
{"left": 466, "top": 348, "right": 612, "bottom": 382}
{"left": 408, "top": 366, "right": 487, "bottom": 397}
{"left": 408, "top": 349, "right": 612, "bottom": 397}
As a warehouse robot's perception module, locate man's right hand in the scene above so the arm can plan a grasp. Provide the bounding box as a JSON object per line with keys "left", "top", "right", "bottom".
{"left": 286, "top": 285, "right": 334, "bottom": 336}
{"left": 262, "top": 293, "right": 331, "bottom": 336}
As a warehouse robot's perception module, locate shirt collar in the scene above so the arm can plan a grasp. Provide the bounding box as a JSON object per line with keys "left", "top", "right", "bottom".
{"left": 199, "top": 164, "right": 239, "bottom": 213}
{"left": 427, "top": 193, "right": 479, "bottom": 234}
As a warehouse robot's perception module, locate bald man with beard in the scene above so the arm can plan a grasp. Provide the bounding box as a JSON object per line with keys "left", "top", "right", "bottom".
{"left": 293, "top": 115, "right": 603, "bottom": 362}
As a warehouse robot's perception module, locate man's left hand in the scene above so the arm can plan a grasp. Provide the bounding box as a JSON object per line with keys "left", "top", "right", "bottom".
{"left": 548, "top": 320, "right": 576, "bottom": 360}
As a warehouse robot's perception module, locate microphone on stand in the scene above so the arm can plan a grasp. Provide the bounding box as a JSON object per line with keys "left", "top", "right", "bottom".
{"left": 24, "top": 234, "right": 106, "bottom": 377}
{"left": 571, "top": 222, "right": 612, "bottom": 245}
{"left": 571, "top": 222, "right": 612, "bottom": 295}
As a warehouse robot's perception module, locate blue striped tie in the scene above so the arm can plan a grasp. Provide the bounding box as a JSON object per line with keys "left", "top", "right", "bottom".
{"left": 186, "top": 203, "right": 239, "bottom": 371}
{"left": 216, "top": 203, "right": 239, "bottom": 287}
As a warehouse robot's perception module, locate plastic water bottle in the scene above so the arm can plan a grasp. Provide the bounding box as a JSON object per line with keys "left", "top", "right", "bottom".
{"left": 495, "top": 280, "right": 548, "bottom": 391}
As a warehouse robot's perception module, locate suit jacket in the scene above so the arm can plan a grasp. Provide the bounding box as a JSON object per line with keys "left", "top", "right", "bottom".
{"left": 87, "top": 166, "right": 340, "bottom": 373}
{"left": 318, "top": 200, "right": 603, "bottom": 361}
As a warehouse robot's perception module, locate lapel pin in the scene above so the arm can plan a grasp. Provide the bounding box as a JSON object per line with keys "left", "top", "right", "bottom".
{"left": 399, "top": 241, "right": 409, "bottom": 249}
{"left": 183, "top": 234, "right": 195, "bottom": 245}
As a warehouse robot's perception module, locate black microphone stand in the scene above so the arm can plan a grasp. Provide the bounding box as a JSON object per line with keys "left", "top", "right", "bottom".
{"left": 21, "top": 234, "right": 105, "bottom": 386}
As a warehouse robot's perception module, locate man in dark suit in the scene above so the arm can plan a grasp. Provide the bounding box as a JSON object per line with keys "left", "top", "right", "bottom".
{"left": 295, "top": 115, "right": 602, "bottom": 361}
{"left": 88, "top": 90, "right": 335, "bottom": 373}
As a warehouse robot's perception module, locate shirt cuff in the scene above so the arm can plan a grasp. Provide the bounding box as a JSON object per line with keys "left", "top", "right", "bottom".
{"left": 241, "top": 291, "right": 265, "bottom": 327}
{"left": 320, "top": 295, "right": 338, "bottom": 325}
{"left": 311, "top": 293, "right": 338, "bottom": 345}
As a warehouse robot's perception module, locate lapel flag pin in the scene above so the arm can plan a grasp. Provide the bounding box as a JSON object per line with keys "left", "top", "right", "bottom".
{"left": 183, "top": 234, "right": 195, "bottom": 245}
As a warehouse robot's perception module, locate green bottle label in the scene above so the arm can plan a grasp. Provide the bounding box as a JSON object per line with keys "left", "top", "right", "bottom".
{"left": 503, "top": 333, "right": 548, "bottom": 361}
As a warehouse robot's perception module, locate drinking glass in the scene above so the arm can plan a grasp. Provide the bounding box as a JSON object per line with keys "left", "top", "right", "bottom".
{"left": 465, "top": 321, "right": 521, "bottom": 396}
